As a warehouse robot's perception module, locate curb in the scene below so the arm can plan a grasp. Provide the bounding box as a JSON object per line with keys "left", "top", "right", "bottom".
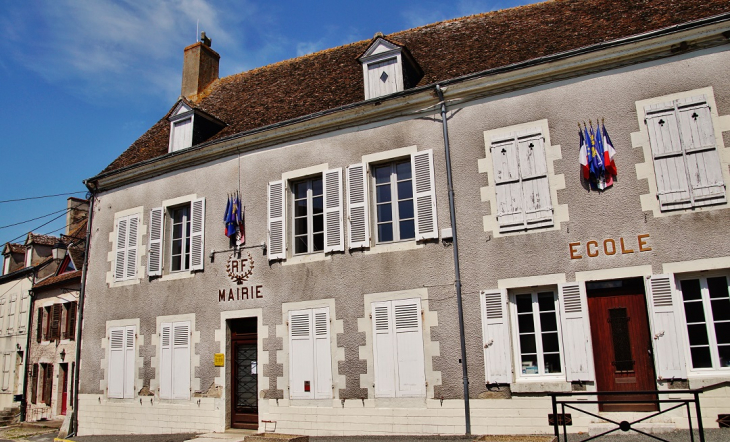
{"left": 54, "top": 438, "right": 73, "bottom": 442}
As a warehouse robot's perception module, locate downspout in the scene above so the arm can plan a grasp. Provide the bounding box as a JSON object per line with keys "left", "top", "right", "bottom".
{"left": 435, "top": 84, "right": 471, "bottom": 435}
{"left": 69, "top": 184, "right": 96, "bottom": 437}
{"left": 19, "top": 287, "right": 35, "bottom": 422}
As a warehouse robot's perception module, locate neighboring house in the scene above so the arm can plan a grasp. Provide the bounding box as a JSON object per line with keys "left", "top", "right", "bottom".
{"left": 78, "top": 0, "right": 730, "bottom": 437}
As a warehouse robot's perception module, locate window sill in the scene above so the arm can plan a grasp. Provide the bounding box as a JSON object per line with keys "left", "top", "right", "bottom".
{"left": 687, "top": 373, "right": 730, "bottom": 389}
{"left": 363, "top": 241, "right": 423, "bottom": 256}
{"left": 282, "top": 253, "right": 330, "bottom": 266}
{"left": 160, "top": 271, "right": 196, "bottom": 281}
{"left": 510, "top": 380, "right": 571, "bottom": 393}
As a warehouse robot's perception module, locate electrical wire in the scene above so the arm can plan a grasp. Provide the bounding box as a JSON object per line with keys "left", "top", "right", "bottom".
{"left": 0, "top": 208, "right": 70, "bottom": 230}
{"left": 0, "top": 191, "right": 86, "bottom": 204}
{"left": 1, "top": 202, "right": 87, "bottom": 246}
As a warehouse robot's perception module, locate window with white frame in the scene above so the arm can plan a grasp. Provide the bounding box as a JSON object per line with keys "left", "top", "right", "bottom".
{"left": 371, "top": 298, "right": 426, "bottom": 397}
{"left": 108, "top": 325, "right": 136, "bottom": 399}
{"left": 148, "top": 198, "right": 205, "bottom": 276}
{"left": 292, "top": 177, "right": 325, "bottom": 255}
{"left": 490, "top": 129, "right": 553, "bottom": 232}
{"left": 347, "top": 149, "right": 437, "bottom": 249}
{"left": 114, "top": 214, "right": 139, "bottom": 282}
{"left": 288, "top": 307, "right": 332, "bottom": 399}
{"left": 511, "top": 291, "right": 563, "bottom": 377}
{"left": 678, "top": 275, "right": 730, "bottom": 370}
{"left": 644, "top": 94, "right": 726, "bottom": 211}
{"left": 159, "top": 321, "right": 191, "bottom": 400}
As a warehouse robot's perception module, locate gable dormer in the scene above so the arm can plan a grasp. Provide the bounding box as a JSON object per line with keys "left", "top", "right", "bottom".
{"left": 358, "top": 36, "right": 423, "bottom": 100}
{"left": 168, "top": 100, "right": 225, "bottom": 153}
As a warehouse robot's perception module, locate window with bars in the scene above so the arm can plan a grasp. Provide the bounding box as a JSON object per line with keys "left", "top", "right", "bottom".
{"left": 372, "top": 160, "right": 415, "bottom": 243}
{"left": 513, "top": 291, "right": 563, "bottom": 377}
{"left": 292, "top": 177, "right": 325, "bottom": 255}
{"left": 679, "top": 275, "right": 730, "bottom": 370}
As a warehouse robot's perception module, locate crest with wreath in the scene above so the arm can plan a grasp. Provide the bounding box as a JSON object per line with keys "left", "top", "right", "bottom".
{"left": 226, "top": 251, "right": 254, "bottom": 284}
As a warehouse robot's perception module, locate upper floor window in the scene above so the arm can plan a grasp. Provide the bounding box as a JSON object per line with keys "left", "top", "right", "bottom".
{"left": 168, "top": 100, "right": 225, "bottom": 153}
{"left": 114, "top": 214, "right": 139, "bottom": 282}
{"left": 373, "top": 160, "right": 415, "bottom": 243}
{"left": 292, "top": 177, "right": 324, "bottom": 255}
{"left": 170, "top": 206, "right": 192, "bottom": 272}
{"left": 358, "top": 37, "right": 423, "bottom": 100}
{"left": 148, "top": 197, "right": 206, "bottom": 276}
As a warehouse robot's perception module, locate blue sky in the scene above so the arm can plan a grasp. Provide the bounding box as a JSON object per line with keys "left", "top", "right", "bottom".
{"left": 0, "top": 0, "right": 535, "bottom": 251}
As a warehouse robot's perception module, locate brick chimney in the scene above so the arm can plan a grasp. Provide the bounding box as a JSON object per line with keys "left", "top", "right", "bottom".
{"left": 181, "top": 32, "right": 220, "bottom": 101}
{"left": 66, "top": 197, "right": 89, "bottom": 236}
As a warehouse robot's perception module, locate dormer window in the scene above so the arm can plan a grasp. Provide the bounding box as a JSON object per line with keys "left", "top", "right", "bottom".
{"left": 358, "top": 36, "right": 423, "bottom": 100}
{"left": 168, "top": 101, "right": 225, "bottom": 153}
{"left": 25, "top": 247, "right": 32, "bottom": 268}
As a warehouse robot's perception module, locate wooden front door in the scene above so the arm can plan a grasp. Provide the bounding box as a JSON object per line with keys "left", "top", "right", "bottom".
{"left": 587, "top": 278, "right": 657, "bottom": 412}
{"left": 231, "top": 318, "right": 258, "bottom": 429}
{"left": 59, "top": 363, "right": 68, "bottom": 415}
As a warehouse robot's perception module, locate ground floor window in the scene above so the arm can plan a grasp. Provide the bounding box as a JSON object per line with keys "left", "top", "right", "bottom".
{"left": 679, "top": 275, "right": 730, "bottom": 370}
{"left": 512, "top": 291, "right": 563, "bottom": 376}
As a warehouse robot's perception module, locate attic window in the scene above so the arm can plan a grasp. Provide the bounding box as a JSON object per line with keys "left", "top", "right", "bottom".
{"left": 168, "top": 101, "right": 225, "bottom": 153}
{"left": 358, "top": 37, "right": 422, "bottom": 100}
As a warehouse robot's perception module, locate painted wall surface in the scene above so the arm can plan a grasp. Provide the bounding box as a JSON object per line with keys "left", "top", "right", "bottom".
{"left": 0, "top": 276, "right": 32, "bottom": 410}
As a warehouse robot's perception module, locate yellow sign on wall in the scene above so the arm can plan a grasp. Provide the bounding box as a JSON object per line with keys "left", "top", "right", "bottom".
{"left": 214, "top": 353, "right": 225, "bottom": 367}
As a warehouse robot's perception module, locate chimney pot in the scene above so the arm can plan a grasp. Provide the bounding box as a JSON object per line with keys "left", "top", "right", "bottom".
{"left": 182, "top": 33, "right": 220, "bottom": 101}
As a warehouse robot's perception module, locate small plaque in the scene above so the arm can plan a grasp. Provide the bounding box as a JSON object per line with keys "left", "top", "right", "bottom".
{"left": 214, "top": 353, "right": 225, "bottom": 367}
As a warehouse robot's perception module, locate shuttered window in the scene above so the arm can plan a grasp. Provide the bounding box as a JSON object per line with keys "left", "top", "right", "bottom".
{"left": 148, "top": 198, "right": 205, "bottom": 276}
{"left": 114, "top": 214, "right": 139, "bottom": 281}
{"left": 645, "top": 95, "right": 726, "bottom": 211}
{"left": 49, "top": 304, "right": 62, "bottom": 341}
{"left": 30, "top": 364, "right": 38, "bottom": 404}
{"left": 64, "top": 302, "right": 77, "bottom": 340}
{"left": 480, "top": 289, "right": 512, "bottom": 384}
{"left": 2, "top": 354, "right": 10, "bottom": 391}
{"left": 491, "top": 130, "right": 553, "bottom": 232}
{"left": 288, "top": 308, "right": 333, "bottom": 399}
{"left": 108, "top": 325, "right": 136, "bottom": 399}
{"left": 159, "top": 321, "right": 191, "bottom": 400}
{"left": 36, "top": 308, "right": 43, "bottom": 343}
{"left": 558, "top": 283, "right": 595, "bottom": 382}
{"left": 512, "top": 291, "right": 563, "bottom": 377}
{"left": 42, "top": 363, "right": 53, "bottom": 405}
{"left": 371, "top": 298, "right": 426, "bottom": 397}
{"left": 6, "top": 297, "right": 15, "bottom": 334}
{"left": 646, "top": 275, "right": 686, "bottom": 379}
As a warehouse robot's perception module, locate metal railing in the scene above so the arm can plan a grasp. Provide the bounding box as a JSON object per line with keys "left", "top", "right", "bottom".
{"left": 548, "top": 389, "right": 705, "bottom": 442}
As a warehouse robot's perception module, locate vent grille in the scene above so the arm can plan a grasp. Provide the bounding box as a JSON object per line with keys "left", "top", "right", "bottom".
{"left": 483, "top": 292, "right": 502, "bottom": 320}
{"left": 374, "top": 306, "right": 389, "bottom": 331}
{"left": 562, "top": 285, "right": 582, "bottom": 314}
{"left": 290, "top": 313, "right": 310, "bottom": 337}
{"left": 395, "top": 304, "right": 419, "bottom": 330}
{"left": 651, "top": 278, "right": 673, "bottom": 307}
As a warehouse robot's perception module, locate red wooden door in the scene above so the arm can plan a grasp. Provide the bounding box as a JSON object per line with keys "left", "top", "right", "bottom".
{"left": 587, "top": 279, "right": 657, "bottom": 412}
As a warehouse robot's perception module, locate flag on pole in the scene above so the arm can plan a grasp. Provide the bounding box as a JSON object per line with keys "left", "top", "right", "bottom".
{"left": 236, "top": 191, "right": 245, "bottom": 244}
{"left": 602, "top": 124, "right": 617, "bottom": 178}
{"left": 223, "top": 195, "right": 232, "bottom": 236}
{"left": 579, "top": 128, "right": 590, "bottom": 180}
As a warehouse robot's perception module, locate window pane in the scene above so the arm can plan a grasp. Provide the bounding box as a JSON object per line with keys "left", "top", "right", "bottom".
{"left": 517, "top": 314, "right": 534, "bottom": 333}
{"left": 378, "top": 224, "right": 393, "bottom": 242}
{"left": 311, "top": 178, "right": 323, "bottom": 196}
{"left": 690, "top": 346, "right": 713, "bottom": 369}
{"left": 687, "top": 324, "right": 709, "bottom": 346}
{"left": 295, "top": 236, "right": 308, "bottom": 254}
{"left": 377, "top": 204, "right": 392, "bottom": 223}
{"left": 397, "top": 180, "right": 413, "bottom": 200}
{"left": 312, "top": 196, "right": 323, "bottom": 214}
{"left": 294, "top": 218, "right": 307, "bottom": 235}
{"left": 313, "top": 214, "right": 324, "bottom": 233}
{"left": 172, "top": 223, "right": 182, "bottom": 239}
{"left": 542, "top": 332, "right": 560, "bottom": 353}
{"left": 711, "top": 299, "right": 730, "bottom": 321}
{"left": 374, "top": 166, "right": 391, "bottom": 184}
{"left": 398, "top": 200, "right": 414, "bottom": 219}
{"left": 172, "top": 255, "right": 181, "bottom": 272}
{"left": 719, "top": 345, "right": 730, "bottom": 368}
{"left": 313, "top": 233, "right": 324, "bottom": 252}
{"left": 520, "top": 334, "right": 536, "bottom": 354}
{"left": 543, "top": 353, "right": 562, "bottom": 374}
{"left": 681, "top": 279, "right": 702, "bottom": 300}
{"left": 540, "top": 312, "right": 557, "bottom": 332}
{"left": 172, "top": 239, "right": 182, "bottom": 256}
{"left": 295, "top": 199, "right": 307, "bottom": 217}
{"left": 294, "top": 182, "right": 308, "bottom": 199}
{"left": 684, "top": 302, "right": 706, "bottom": 324}
{"left": 396, "top": 161, "right": 411, "bottom": 180}
{"left": 376, "top": 184, "right": 391, "bottom": 203}
{"left": 521, "top": 354, "right": 538, "bottom": 374}
{"left": 516, "top": 295, "right": 533, "bottom": 314}
{"left": 399, "top": 220, "right": 415, "bottom": 240}
{"left": 715, "top": 322, "right": 730, "bottom": 344}
{"left": 707, "top": 276, "right": 728, "bottom": 299}
{"left": 537, "top": 293, "right": 554, "bottom": 312}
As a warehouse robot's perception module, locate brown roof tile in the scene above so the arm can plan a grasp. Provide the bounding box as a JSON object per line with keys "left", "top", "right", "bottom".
{"left": 33, "top": 270, "right": 82, "bottom": 289}
{"left": 100, "top": 0, "right": 730, "bottom": 174}
{"left": 4, "top": 243, "right": 26, "bottom": 254}
{"left": 26, "top": 233, "right": 60, "bottom": 247}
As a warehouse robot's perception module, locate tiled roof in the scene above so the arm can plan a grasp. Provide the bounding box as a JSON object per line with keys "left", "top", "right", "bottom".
{"left": 26, "top": 233, "right": 60, "bottom": 246}
{"left": 100, "top": 0, "right": 730, "bottom": 174}
{"left": 33, "top": 270, "right": 82, "bottom": 289}
{"left": 4, "top": 243, "right": 26, "bottom": 255}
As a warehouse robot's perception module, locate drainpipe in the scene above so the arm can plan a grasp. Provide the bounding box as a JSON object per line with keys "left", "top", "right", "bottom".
{"left": 69, "top": 184, "right": 96, "bottom": 437}
{"left": 435, "top": 84, "right": 471, "bottom": 435}
{"left": 20, "top": 287, "right": 35, "bottom": 422}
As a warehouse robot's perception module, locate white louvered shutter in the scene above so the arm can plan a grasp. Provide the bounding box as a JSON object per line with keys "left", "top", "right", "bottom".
{"left": 148, "top": 207, "right": 164, "bottom": 276}
{"left": 646, "top": 101, "right": 692, "bottom": 211}
{"left": 123, "top": 326, "right": 136, "bottom": 398}
{"left": 393, "top": 298, "right": 426, "bottom": 397}
{"left": 7, "top": 298, "right": 15, "bottom": 334}
{"left": 2, "top": 354, "right": 9, "bottom": 391}
{"left": 108, "top": 327, "right": 125, "bottom": 398}
{"left": 346, "top": 164, "right": 370, "bottom": 249}
{"left": 190, "top": 198, "right": 205, "bottom": 270}
{"left": 172, "top": 322, "right": 191, "bottom": 399}
{"left": 646, "top": 275, "right": 686, "bottom": 379}
{"left": 492, "top": 136, "right": 524, "bottom": 232}
{"left": 323, "top": 168, "right": 344, "bottom": 253}
{"left": 114, "top": 218, "right": 128, "bottom": 281}
{"left": 676, "top": 96, "right": 726, "bottom": 207}
{"left": 518, "top": 133, "right": 553, "bottom": 229}
{"left": 558, "top": 283, "right": 595, "bottom": 382}
{"left": 411, "top": 150, "right": 438, "bottom": 240}
{"left": 289, "top": 310, "right": 314, "bottom": 399}
{"left": 372, "top": 301, "right": 396, "bottom": 397}
{"left": 124, "top": 215, "right": 139, "bottom": 280}
{"left": 313, "top": 308, "right": 332, "bottom": 399}
{"left": 480, "top": 289, "right": 512, "bottom": 384}
{"left": 268, "top": 180, "right": 286, "bottom": 260}
{"left": 159, "top": 323, "right": 172, "bottom": 399}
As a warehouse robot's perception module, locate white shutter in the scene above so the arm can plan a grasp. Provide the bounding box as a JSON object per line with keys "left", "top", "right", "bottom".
{"left": 148, "top": 207, "right": 164, "bottom": 276}
{"left": 123, "top": 326, "right": 136, "bottom": 398}
{"left": 411, "top": 150, "right": 438, "bottom": 240}
{"left": 267, "top": 180, "right": 286, "bottom": 260}
{"left": 323, "top": 168, "right": 344, "bottom": 253}
{"left": 289, "top": 310, "right": 314, "bottom": 399}
{"left": 125, "top": 215, "right": 139, "bottom": 280}
{"left": 6, "top": 299, "right": 14, "bottom": 334}
{"left": 372, "top": 301, "right": 396, "bottom": 397}
{"left": 346, "top": 164, "right": 370, "bottom": 249}
{"left": 159, "top": 323, "right": 172, "bottom": 399}
{"left": 518, "top": 133, "right": 553, "bottom": 229}
{"left": 190, "top": 198, "right": 205, "bottom": 270}
{"left": 646, "top": 102, "right": 692, "bottom": 211}
{"left": 558, "top": 283, "right": 595, "bottom": 382}
{"left": 676, "top": 96, "right": 726, "bottom": 207}
{"left": 2, "top": 354, "right": 9, "bottom": 391}
{"left": 114, "top": 218, "right": 128, "bottom": 281}
{"left": 108, "top": 327, "right": 125, "bottom": 398}
{"left": 172, "top": 322, "right": 191, "bottom": 399}
{"left": 491, "top": 137, "right": 524, "bottom": 231}
{"left": 480, "top": 289, "right": 512, "bottom": 384}
{"left": 645, "top": 275, "right": 686, "bottom": 379}
{"left": 392, "top": 298, "right": 426, "bottom": 397}
{"left": 313, "top": 308, "right": 332, "bottom": 399}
